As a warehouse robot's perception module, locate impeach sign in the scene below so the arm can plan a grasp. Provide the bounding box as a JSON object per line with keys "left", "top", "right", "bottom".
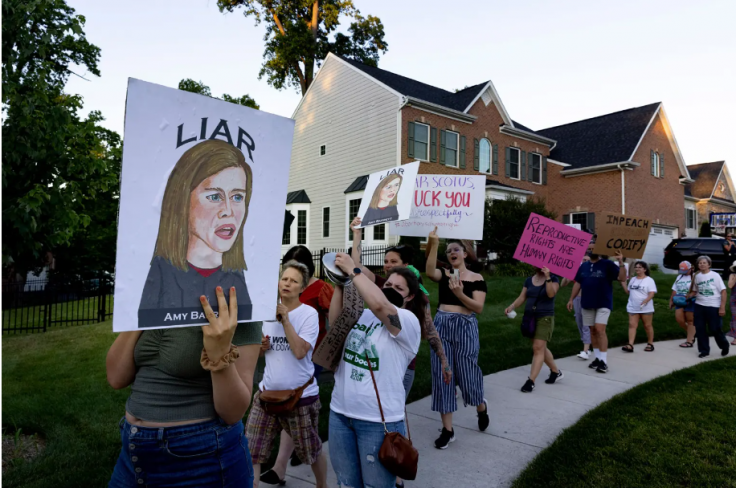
{"left": 513, "top": 213, "right": 592, "bottom": 280}
{"left": 593, "top": 213, "right": 650, "bottom": 259}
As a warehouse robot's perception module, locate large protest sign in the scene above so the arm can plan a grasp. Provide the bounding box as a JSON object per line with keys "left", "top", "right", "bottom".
{"left": 357, "top": 162, "right": 419, "bottom": 228}
{"left": 514, "top": 213, "right": 592, "bottom": 280}
{"left": 112, "top": 79, "right": 294, "bottom": 332}
{"left": 390, "top": 175, "right": 486, "bottom": 240}
{"left": 593, "top": 212, "right": 651, "bottom": 259}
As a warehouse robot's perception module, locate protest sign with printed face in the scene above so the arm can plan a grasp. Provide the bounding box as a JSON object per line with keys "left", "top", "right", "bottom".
{"left": 593, "top": 212, "right": 651, "bottom": 259}
{"left": 390, "top": 175, "right": 486, "bottom": 240}
{"left": 112, "top": 79, "right": 294, "bottom": 332}
{"left": 514, "top": 213, "right": 592, "bottom": 280}
{"left": 356, "top": 162, "right": 420, "bottom": 228}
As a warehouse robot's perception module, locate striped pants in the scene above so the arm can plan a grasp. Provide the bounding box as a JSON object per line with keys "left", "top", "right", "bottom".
{"left": 431, "top": 310, "right": 484, "bottom": 414}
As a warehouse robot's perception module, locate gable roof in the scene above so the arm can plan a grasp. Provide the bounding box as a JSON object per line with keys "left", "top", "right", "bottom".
{"left": 344, "top": 175, "right": 369, "bottom": 194}
{"left": 286, "top": 189, "right": 311, "bottom": 204}
{"left": 537, "top": 103, "right": 661, "bottom": 169}
{"left": 685, "top": 161, "right": 727, "bottom": 199}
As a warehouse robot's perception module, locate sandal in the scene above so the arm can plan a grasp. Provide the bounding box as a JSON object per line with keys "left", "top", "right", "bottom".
{"left": 644, "top": 343, "right": 655, "bottom": 352}
{"left": 260, "top": 469, "right": 286, "bottom": 486}
{"left": 622, "top": 344, "right": 634, "bottom": 353}
{"left": 679, "top": 341, "right": 694, "bottom": 348}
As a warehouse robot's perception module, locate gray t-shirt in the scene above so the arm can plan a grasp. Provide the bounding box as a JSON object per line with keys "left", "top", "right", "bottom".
{"left": 524, "top": 275, "right": 558, "bottom": 317}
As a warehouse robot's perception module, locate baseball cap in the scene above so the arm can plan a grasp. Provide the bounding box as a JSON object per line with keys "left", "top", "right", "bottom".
{"left": 678, "top": 261, "right": 692, "bottom": 274}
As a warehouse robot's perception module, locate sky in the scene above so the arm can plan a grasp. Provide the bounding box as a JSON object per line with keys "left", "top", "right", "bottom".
{"left": 67, "top": 0, "right": 736, "bottom": 174}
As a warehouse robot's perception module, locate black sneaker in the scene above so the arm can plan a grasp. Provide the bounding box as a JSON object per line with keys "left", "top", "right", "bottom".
{"left": 722, "top": 344, "right": 730, "bottom": 357}
{"left": 596, "top": 361, "right": 608, "bottom": 374}
{"left": 699, "top": 352, "right": 710, "bottom": 358}
{"left": 545, "top": 370, "right": 564, "bottom": 384}
{"left": 434, "top": 427, "right": 455, "bottom": 449}
{"left": 588, "top": 358, "right": 602, "bottom": 369}
{"left": 521, "top": 378, "right": 535, "bottom": 393}
{"left": 477, "top": 398, "right": 489, "bottom": 431}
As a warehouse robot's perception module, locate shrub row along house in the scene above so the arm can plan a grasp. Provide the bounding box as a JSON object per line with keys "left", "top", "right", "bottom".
{"left": 282, "top": 53, "right": 732, "bottom": 269}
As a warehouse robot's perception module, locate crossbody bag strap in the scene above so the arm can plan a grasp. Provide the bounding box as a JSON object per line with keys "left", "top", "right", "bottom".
{"left": 404, "top": 407, "right": 411, "bottom": 441}
{"left": 365, "top": 356, "right": 388, "bottom": 434}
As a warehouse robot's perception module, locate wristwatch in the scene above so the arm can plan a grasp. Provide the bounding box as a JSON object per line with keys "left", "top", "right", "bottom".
{"left": 546, "top": 278, "right": 552, "bottom": 283}
{"left": 349, "top": 267, "right": 362, "bottom": 278}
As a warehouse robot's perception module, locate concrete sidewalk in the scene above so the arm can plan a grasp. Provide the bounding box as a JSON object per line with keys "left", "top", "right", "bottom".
{"left": 279, "top": 338, "right": 731, "bottom": 488}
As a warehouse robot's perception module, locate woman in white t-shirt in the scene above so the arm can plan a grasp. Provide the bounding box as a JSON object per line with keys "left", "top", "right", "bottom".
{"left": 246, "top": 261, "right": 327, "bottom": 488}
{"left": 687, "top": 256, "right": 731, "bottom": 358}
{"left": 622, "top": 261, "right": 658, "bottom": 352}
{"left": 328, "top": 253, "right": 423, "bottom": 488}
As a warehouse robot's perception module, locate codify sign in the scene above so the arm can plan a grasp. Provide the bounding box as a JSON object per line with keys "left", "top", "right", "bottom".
{"left": 513, "top": 213, "right": 592, "bottom": 280}
{"left": 593, "top": 212, "right": 651, "bottom": 259}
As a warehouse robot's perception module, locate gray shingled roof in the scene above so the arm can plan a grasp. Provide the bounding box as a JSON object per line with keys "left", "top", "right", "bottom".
{"left": 537, "top": 103, "right": 661, "bottom": 169}
{"left": 685, "top": 161, "right": 725, "bottom": 199}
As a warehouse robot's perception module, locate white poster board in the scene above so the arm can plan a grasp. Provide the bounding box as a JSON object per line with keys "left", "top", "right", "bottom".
{"left": 356, "top": 162, "right": 420, "bottom": 228}
{"left": 390, "top": 175, "right": 486, "bottom": 240}
{"left": 112, "top": 78, "right": 294, "bottom": 332}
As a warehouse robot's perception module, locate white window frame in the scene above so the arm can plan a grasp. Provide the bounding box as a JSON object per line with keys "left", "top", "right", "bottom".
{"left": 652, "top": 152, "right": 660, "bottom": 177}
{"left": 283, "top": 203, "right": 310, "bottom": 249}
{"left": 509, "top": 147, "right": 521, "bottom": 180}
{"left": 345, "top": 194, "right": 363, "bottom": 246}
{"left": 445, "top": 130, "right": 459, "bottom": 168}
{"left": 686, "top": 208, "right": 697, "bottom": 230}
{"left": 296, "top": 209, "right": 308, "bottom": 245}
{"left": 322, "top": 206, "right": 330, "bottom": 238}
{"left": 479, "top": 138, "right": 492, "bottom": 174}
{"left": 319, "top": 144, "right": 326, "bottom": 157}
{"left": 530, "top": 152, "right": 542, "bottom": 184}
{"left": 414, "top": 122, "right": 430, "bottom": 162}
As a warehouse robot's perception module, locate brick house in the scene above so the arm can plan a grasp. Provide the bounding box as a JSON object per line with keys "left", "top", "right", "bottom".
{"left": 684, "top": 161, "right": 736, "bottom": 236}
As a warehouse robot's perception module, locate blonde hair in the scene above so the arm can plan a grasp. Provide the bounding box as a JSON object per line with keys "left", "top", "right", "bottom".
{"left": 152, "top": 140, "right": 253, "bottom": 271}
{"left": 369, "top": 173, "right": 402, "bottom": 209}
{"left": 281, "top": 260, "right": 310, "bottom": 291}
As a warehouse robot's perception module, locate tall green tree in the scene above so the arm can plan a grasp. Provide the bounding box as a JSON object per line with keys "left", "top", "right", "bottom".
{"left": 217, "top": 0, "right": 388, "bottom": 95}
{"left": 2, "top": 0, "right": 119, "bottom": 274}
{"left": 178, "top": 78, "right": 260, "bottom": 109}
{"left": 483, "top": 197, "right": 557, "bottom": 263}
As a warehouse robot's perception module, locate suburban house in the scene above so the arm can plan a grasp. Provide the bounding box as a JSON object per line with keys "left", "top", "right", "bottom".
{"left": 283, "top": 53, "right": 697, "bottom": 269}
{"left": 684, "top": 161, "right": 736, "bottom": 236}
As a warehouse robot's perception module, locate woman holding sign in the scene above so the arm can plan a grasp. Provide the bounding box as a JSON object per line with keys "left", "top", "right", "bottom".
{"left": 426, "top": 227, "right": 489, "bottom": 450}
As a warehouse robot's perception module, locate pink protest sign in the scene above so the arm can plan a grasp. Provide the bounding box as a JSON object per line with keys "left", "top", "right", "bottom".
{"left": 513, "top": 213, "right": 592, "bottom": 280}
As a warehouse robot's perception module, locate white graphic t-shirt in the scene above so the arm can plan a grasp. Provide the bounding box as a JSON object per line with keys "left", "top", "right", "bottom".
{"left": 693, "top": 271, "right": 726, "bottom": 308}
{"left": 671, "top": 275, "right": 692, "bottom": 296}
{"left": 330, "top": 308, "right": 420, "bottom": 423}
{"left": 260, "top": 304, "right": 319, "bottom": 398}
{"left": 626, "top": 276, "right": 657, "bottom": 313}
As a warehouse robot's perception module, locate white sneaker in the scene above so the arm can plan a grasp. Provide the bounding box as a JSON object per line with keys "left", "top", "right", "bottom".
{"left": 577, "top": 351, "right": 590, "bottom": 360}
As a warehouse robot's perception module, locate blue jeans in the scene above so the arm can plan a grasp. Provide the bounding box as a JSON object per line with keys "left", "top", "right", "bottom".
{"left": 109, "top": 418, "right": 253, "bottom": 488}
{"left": 693, "top": 304, "right": 729, "bottom": 355}
{"left": 328, "top": 410, "right": 405, "bottom": 488}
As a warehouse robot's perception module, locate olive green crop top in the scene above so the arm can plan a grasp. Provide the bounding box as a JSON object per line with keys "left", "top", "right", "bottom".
{"left": 125, "top": 322, "right": 262, "bottom": 422}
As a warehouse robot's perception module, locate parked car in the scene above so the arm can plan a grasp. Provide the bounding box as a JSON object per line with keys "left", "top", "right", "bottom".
{"left": 663, "top": 237, "right": 729, "bottom": 273}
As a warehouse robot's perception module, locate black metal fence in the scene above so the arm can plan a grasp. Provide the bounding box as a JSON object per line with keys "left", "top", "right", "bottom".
{"left": 309, "top": 245, "right": 390, "bottom": 280}
{"left": 2, "top": 275, "right": 113, "bottom": 334}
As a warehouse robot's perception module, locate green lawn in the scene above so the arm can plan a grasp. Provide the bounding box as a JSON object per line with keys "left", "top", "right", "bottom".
{"left": 512, "top": 357, "right": 736, "bottom": 488}
{"left": 2, "top": 271, "right": 730, "bottom": 487}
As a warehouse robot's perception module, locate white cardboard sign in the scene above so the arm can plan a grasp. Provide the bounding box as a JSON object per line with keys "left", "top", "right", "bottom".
{"left": 356, "top": 162, "right": 420, "bottom": 228}
{"left": 112, "top": 79, "right": 294, "bottom": 332}
{"left": 390, "top": 175, "right": 486, "bottom": 240}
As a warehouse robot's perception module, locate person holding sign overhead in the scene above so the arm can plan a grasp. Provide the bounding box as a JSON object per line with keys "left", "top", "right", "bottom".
{"left": 426, "top": 227, "right": 488, "bottom": 450}
{"left": 567, "top": 240, "right": 627, "bottom": 374}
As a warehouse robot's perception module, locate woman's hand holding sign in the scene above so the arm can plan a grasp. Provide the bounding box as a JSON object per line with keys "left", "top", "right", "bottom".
{"left": 200, "top": 286, "right": 239, "bottom": 365}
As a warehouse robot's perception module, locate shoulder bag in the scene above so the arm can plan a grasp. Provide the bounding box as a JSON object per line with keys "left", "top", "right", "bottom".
{"left": 259, "top": 376, "right": 314, "bottom": 415}
{"left": 365, "top": 356, "right": 418, "bottom": 480}
{"left": 520, "top": 280, "right": 544, "bottom": 339}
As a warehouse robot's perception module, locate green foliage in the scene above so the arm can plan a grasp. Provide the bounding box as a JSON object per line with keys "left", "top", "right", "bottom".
{"left": 649, "top": 263, "right": 660, "bottom": 272}
{"left": 178, "top": 78, "right": 260, "bottom": 109}
{"left": 493, "top": 262, "right": 535, "bottom": 277}
{"left": 2, "top": 0, "right": 120, "bottom": 274}
{"left": 217, "top": 0, "right": 388, "bottom": 95}
{"left": 699, "top": 220, "right": 712, "bottom": 237}
{"left": 483, "top": 196, "right": 557, "bottom": 264}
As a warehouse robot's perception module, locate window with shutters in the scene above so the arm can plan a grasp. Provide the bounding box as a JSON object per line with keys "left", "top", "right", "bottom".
{"left": 297, "top": 210, "right": 307, "bottom": 245}
{"left": 531, "top": 153, "right": 542, "bottom": 184}
{"left": 479, "top": 139, "right": 491, "bottom": 173}
{"left": 445, "top": 131, "right": 459, "bottom": 168}
{"left": 373, "top": 224, "right": 386, "bottom": 241}
{"left": 323, "top": 207, "right": 330, "bottom": 238}
{"left": 348, "top": 198, "right": 362, "bottom": 241}
{"left": 652, "top": 152, "right": 660, "bottom": 177}
{"left": 509, "top": 148, "right": 521, "bottom": 180}
{"left": 571, "top": 212, "right": 588, "bottom": 231}
{"left": 414, "top": 123, "right": 429, "bottom": 161}
{"left": 686, "top": 208, "right": 697, "bottom": 230}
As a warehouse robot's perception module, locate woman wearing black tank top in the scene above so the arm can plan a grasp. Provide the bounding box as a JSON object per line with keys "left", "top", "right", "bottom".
{"left": 425, "top": 227, "right": 488, "bottom": 450}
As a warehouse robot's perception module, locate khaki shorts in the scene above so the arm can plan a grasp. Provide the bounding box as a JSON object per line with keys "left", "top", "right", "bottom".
{"left": 534, "top": 316, "right": 554, "bottom": 342}
{"left": 582, "top": 308, "right": 611, "bottom": 327}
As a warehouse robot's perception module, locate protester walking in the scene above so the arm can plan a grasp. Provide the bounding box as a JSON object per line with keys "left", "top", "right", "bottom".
{"left": 505, "top": 266, "right": 563, "bottom": 392}
{"left": 106, "top": 287, "right": 261, "bottom": 488}
{"left": 670, "top": 261, "right": 696, "bottom": 348}
{"left": 426, "top": 227, "right": 488, "bottom": 450}
{"left": 248, "top": 261, "right": 327, "bottom": 488}
{"left": 328, "top": 253, "right": 423, "bottom": 488}
{"left": 561, "top": 256, "right": 591, "bottom": 359}
{"left": 622, "top": 261, "right": 658, "bottom": 352}
{"left": 729, "top": 261, "right": 736, "bottom": 345}
{"left": 688, "top": 255, "right": 730, "bottom": 358}
{"left": 567, "top": 242, "right": 627, "bottom": 374}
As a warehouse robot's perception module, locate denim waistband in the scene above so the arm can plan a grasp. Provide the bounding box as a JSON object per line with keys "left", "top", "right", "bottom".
{"left": 119, "top": 417, "right": 231, "bottom": 440}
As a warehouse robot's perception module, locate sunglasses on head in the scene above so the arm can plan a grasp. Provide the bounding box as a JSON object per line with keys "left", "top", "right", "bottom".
{"left": 386, "top": 245, "right": 406, "bottom": 253}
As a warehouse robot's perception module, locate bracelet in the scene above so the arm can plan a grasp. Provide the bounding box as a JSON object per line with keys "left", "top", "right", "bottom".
{"left": 200, "top": 344, "right": 240, "bottom": 372}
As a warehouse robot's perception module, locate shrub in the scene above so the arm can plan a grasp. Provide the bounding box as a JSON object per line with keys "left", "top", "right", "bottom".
{"left": 483, "top": 196, "right": 556, "bottom": 264}
{"left": 699, "top": 221, "right": 712, "bottom": 237}
{"left": 650, "top": 263, "right": 660, "bottom": 272}
{"left": 493, "top": 262, "right": 535, "bottom": 277}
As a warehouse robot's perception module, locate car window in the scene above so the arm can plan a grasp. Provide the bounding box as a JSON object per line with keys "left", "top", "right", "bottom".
{"left": 697, "top": 240, "right": 725, "bottom": 253}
